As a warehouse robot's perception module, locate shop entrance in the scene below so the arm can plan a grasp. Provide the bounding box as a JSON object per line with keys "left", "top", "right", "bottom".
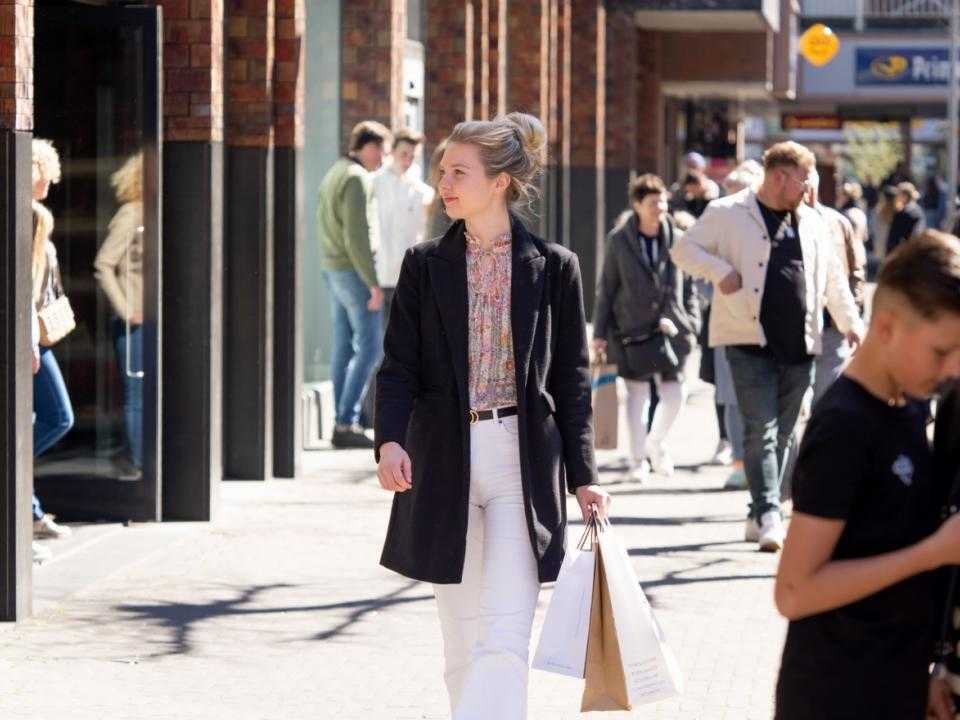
{"left": 32, "top": 1, "right": 162, "bottom": 521}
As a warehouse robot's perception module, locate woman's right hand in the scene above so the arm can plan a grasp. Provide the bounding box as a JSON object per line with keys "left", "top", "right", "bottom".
{"left": 377, "top": 441, "right": 412, "bottom": 493}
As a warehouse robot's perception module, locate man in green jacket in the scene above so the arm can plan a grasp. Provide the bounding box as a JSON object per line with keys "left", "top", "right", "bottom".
{"left": 319, "top": 120, "right": 392, "bottom": 448}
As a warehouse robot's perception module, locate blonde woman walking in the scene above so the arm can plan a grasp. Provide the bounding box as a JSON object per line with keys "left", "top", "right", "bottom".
{"left": 374, "top": 112, "right": 610, "bottom": 719}
{"left": 94, "top": 152, "right": 144, "bottom": 479}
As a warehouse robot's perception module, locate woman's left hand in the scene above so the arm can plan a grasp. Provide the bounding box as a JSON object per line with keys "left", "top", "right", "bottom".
{"left": 575, "top": 484, "right": 612, "bottom": 523}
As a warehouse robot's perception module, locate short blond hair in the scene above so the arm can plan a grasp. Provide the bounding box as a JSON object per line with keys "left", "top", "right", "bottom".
{"left": 32, "top": 138, "right": 61, "bottom": 186}
{"left": 111, "top": 152, "right": 143, "bottom": 204}
{"left": 762, "top": 141, "right": 816, "bottom": 172}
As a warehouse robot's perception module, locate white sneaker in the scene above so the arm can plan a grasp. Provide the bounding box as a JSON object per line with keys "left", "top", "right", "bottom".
{"left": 645, "top": 440, "right": 674, "bottom": 477}
{"left": 32, "top": 542, "right": 52, "bottom": 564}
{"left": 34, "top": 513, "right": 72, "bottom": 540}
{"left": 744, "top": 517, "right": 760, "bottom": 543}
{"left": 758, "top": 511, "right": 785, "bottom": 553}
{"left": 712, "top": 440, "right": 734, "bottom": 466}
{"left": 626, "top": 459, "right": 651, "bottom": 483}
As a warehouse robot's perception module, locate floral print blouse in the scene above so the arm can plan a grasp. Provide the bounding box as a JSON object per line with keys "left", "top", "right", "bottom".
{"left": 465, "top": 230, "right": 517, "bottom": 410}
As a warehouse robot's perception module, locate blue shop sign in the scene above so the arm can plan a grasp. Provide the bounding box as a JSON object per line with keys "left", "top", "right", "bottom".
{"left": 855, "top": 47, "right": 956, "bottom": 86}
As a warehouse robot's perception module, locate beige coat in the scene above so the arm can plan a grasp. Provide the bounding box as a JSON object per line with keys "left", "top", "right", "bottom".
{"left": 671, "top": 189, "right": 864, "bottom": 354}
{"left": 93, "top": 201, "right": 143, "bottom": 320}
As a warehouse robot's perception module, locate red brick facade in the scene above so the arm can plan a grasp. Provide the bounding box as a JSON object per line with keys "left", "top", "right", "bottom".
{"left": 424, "top": 0, "right": 467, "bottom": 152}
{"left": 225, "top": 0, "right": 275, "bottom": 147}
{"left": 273, "top": 0, "right": 303, "bottom": 148}
{"left": 0, "top": 0, "right": 32, "bottom": 131}
{"left": 157, "top": 0, "right": 225, "bottom": 142}
{"left": 340, "top": 0, "right": 404, "bottom": 152}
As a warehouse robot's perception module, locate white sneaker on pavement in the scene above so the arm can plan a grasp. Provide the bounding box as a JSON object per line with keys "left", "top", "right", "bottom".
{"left": 626, "top": 459, "right": 651, "bottom": 483}
{"left": 758, "top": 510, "right": 785, "bottom": 552}
{"left": 34, "top": 513, "right": 72, "bottom": 540}
{"left": 645, "top": 440, "right": 674, "bottom": 477}
{"left": 712, "top": 440, "right": 734, "bottom": 466}
{"left": 744, "top": 517, "right": 760, "bottom": 543}
{"left": 32, "top": 542, "right": 52, "bottom": 564}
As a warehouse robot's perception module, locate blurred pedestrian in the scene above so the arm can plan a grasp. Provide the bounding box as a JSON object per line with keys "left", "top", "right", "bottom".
{"left": 774, "top": 232, "right": 960, "bottom": 720}
{"left": 886, "top": 181, "right": 926, "bottom": 256}
{"left": 807, "top": 169, "right": 867, "bottom": 403}
{"left": 317, "top": 120, "right": 391, "bottom": 449}
{"left": 593, "top": 174, "right": 700, "bottom": 481}
{"left": 372, "top": 128, "right": 434, "bottom": 324}
{"left": 30, "top": 138, "right": 75, "bottom": 561}
{"left": 375, "top": 112, "right": 609, "bottom": 720}
{"left": 672, "top": 141, "right": 864, "bottom": 552}
{"left": 426, "top": 137, "right": 452, "bottom": 240}
{"left": 94, "top": 151, "right": 145, "bottom": 480}
{"left": 836, "top": 181, "right": 868, "bottom": 255}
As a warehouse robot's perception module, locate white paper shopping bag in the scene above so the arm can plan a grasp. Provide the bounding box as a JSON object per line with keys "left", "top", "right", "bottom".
{"left": 532, "top": 527, "right": 597, "bottom": 678}
{"left": 592, "top": 518, "right": 683, "bottom": 708}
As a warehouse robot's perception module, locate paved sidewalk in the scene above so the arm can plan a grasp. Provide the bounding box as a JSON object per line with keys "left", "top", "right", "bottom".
{"left": 0, "top": 385, "right": 786, "bottom": 720}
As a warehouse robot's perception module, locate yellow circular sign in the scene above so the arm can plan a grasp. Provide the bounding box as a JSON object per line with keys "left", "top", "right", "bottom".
{"left": 799, "top": 23, "right": 840, "bottom": 67}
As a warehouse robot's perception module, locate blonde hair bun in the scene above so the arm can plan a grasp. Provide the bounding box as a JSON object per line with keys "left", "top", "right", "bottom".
{"left": 503, "top": 112, "right": 546, "bottom": 178}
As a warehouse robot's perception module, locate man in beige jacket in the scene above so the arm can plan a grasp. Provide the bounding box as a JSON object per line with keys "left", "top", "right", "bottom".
{"left": 672, "top": 141, "right": 865, "bottom": 552}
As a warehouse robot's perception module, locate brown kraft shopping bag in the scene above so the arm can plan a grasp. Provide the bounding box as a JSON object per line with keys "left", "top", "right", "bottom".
{"left": 581, "top": 543, "right": 631, "bottom": 711}
{"left": 591, "top": 354, "right": 619, "bottom": 450}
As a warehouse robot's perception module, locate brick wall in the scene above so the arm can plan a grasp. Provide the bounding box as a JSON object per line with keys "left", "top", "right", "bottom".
{"left": 159, "top": 0, "right": 224, "bottom": 142}
{"left": 226, "top": 0, "right": 274, "bottom": 147}
{"left": 424, "top": 0, "right": 467, "bottom": 151}
{"left": 569, "top": 0, "right": 599, "bottom": 169}
{"left": 604, "top": 8, "right": 637, "bottom": 173}
{"left": 341, "top": 0, "right": 403, "bottom": 151}
{"left": 505, "top": 0, "right": 546, "bottom": 122}
{"left": 0, "top": 0, "right": 32, "bottom": 131}
{"left": 273, "top": 0, "right": 303, "bottom": 148}
{"left": 661, "top": 31, "right": 768, "bottom": 83}
{"left": 635, "top": 29, "right": 661, "bottom": 174}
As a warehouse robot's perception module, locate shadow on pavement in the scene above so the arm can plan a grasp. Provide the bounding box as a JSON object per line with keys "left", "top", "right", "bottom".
{"left": 114, "top": 581, "right": 433, "bottom": 657}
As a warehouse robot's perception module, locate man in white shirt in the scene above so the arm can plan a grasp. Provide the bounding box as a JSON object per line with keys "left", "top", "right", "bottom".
{"left": 371, "top": 128, "right": 435, "bottom": 324}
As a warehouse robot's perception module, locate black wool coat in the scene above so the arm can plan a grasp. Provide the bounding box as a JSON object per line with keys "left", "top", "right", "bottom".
{"left": 374, "top": 215, "right": 598, "bottom": 584}
{"left": 592, "top": 212, "right": 701, "bottom": 380}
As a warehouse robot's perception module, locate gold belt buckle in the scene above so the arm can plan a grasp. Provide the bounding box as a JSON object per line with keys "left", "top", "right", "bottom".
{"left": 468, "top": 409, "right": 479, "bottom": 424}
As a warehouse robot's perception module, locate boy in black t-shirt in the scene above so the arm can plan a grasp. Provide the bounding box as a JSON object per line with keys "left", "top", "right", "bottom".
{"left": 774, "top": 231, "right": 960, "bottom": 720}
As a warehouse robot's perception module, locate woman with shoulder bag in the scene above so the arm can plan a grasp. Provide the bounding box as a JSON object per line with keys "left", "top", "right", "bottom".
{"left": 374, "top": 112, "right": 611, "bottom": 719}
{"left": 593, "top": 173, "right": 701, "bottom": 481}
{"left": 30, "top": 139, "right": 75, "bottom": 551}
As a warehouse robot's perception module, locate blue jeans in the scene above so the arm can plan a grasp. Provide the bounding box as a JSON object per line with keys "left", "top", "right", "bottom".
{"left": 813, "top": 326, "right": 850, "bottom": 405}
{"left": 322, "top": 270, "right": 383, "bottom": 427}
{"left": 33, "top": 348, "right": 75, "bottom": 520}
{"left": 113, "top": 319, "right": 144, "bottom": 467}
{"left": 726, "top": 347, "right": 814, "bottom": 520}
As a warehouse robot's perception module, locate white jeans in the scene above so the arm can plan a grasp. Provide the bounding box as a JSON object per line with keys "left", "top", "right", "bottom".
{"left": 433, "top": 412, "right": 540, "bottom": 720}
{"left": 624, "top": 377, "right": 686, "bottom": 464}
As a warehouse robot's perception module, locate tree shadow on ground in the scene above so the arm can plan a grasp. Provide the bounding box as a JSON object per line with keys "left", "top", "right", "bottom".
{"left": 114, "top": 581, "right": 432, "bottom": 657}
{"left": 638, "top": 558, "right": 775, "bottom": 608}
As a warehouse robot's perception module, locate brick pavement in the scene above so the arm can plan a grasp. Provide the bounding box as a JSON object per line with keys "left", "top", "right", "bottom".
{"left": 0, "top": 384, "right": 786, "bottom": 720}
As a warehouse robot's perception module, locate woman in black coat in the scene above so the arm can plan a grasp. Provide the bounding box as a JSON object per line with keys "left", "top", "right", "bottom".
{"left": 592, "top": 173, "right": 700, "bottom": 482}
{"left": 374, "top": 112, "right": 610, "bottom": 719}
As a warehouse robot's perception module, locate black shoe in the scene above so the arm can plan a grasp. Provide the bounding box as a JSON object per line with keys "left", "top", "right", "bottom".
{"left": 331, "top": 425, "right": 375, "bottom": 449}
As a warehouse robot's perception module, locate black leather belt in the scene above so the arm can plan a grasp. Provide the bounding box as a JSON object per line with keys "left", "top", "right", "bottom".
{"left": 468, "top": 405, "right": 518, "bottom": 424}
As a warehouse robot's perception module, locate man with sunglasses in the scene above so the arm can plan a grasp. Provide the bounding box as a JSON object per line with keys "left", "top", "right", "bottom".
{"left": 672, "top": 141, "right": 865, "bottom": 552}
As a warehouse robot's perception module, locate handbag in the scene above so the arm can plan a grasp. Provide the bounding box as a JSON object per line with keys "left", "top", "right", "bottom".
{"left": 619, "top": 331, "right": 679, "bottom": 381}
{"left": 37, "top": 264, "right": 76, "bottom": 347}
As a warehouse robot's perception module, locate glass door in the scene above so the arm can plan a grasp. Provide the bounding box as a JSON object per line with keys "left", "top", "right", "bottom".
{"left": 33, "top": 1, "right": 162, "bottom": 522}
